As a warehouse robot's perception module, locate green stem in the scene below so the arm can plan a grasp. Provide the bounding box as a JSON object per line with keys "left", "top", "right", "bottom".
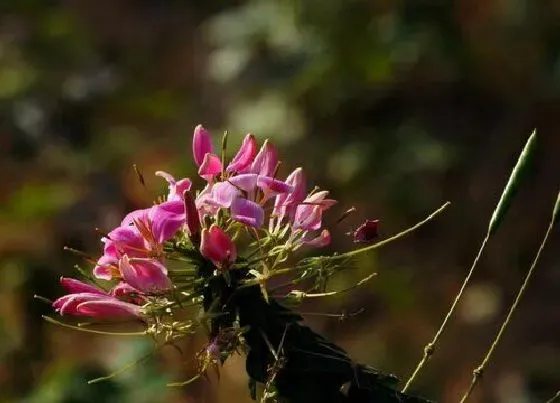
{"left": 546, "top": 391, "right": 560, "bottom": 403}
{"left": 401, "top": 233, "right": 490, "bottom": 392}
{"left": 88, "top": 350, "right": 155, "bottom": 383}
{"left": 269, "top": 202, "right": 451, "bottom": 281}
{"left": 43, "top": 316, "right": 147, "bottom": 336}
{"left": 300, "top": 272, "right": 377, "bottom": 298}
{"left": 402, "top": 132, "right": 538, "bottom": 392}
{"left": 459, "top": 192, "right": 560, "bottom": 403}
{"left": 334, "top": 201, "right": 451, "bottom": 261}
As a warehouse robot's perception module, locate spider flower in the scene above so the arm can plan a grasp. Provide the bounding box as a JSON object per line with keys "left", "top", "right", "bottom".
{"left": 94, "top": 200, "right": 186, "bottom": 281}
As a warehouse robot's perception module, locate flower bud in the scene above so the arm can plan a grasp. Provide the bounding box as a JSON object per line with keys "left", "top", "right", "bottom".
{"left": 200, "top": 225, "right": 237, "bottom": 269}
{"left": 192, "top": 125, "right": 213, "bottom": 167}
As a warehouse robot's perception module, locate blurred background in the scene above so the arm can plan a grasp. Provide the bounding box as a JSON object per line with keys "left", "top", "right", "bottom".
{"left": 1, "top": 1, "right": 559, "bottom": 402}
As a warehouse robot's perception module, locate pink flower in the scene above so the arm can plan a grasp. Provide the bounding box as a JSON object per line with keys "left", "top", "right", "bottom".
{"left": 102, "top": 225, "right": 146, "bottom": 259}
{"left": 127, "top": 200, "right": 185, "bottom": 250}
{"left": 192, "top": 125, "right": 213, "bottom": 167}
{"left": 94, "top": 201, "right": 185, "bottom": 281}
{"left": 119, "top": 255, "right": 172, "bottom": 294}
{"left": 200, "top": 225, "right": 237, "bottom": 270}
{"left": 226, "top": 134, "right": 257, "bottom": 173}
{"left": 94, "top": 226, "right": 146, "bottom": 280}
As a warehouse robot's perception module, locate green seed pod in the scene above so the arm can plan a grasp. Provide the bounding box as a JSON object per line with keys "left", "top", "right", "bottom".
{"left": 488, "top": 130, "right": 537, "bottom": 235}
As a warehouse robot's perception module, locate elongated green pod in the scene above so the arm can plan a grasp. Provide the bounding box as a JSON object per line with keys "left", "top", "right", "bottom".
{"left": 488, "top": 130, "right": 537, "bottom": 235}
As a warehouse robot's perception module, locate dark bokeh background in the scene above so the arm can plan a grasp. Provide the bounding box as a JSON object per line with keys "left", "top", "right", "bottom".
{"left": 1, "top": 1, "right": 559, "bottom": 402}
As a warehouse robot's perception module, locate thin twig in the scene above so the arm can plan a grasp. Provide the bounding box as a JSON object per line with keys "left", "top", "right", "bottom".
{"left": 402, "top": 235, "right": 489, "bottom": 393}
{"left": 546, "top": 390, "right": 560, "bottom": 403}
{"left": 43, "top": 316, "right": 146, "bottom": 336}
{"left": 335, "top": 202, "right": 451, "bottom": 260}
{"left": 402, "top": 131, "right": 537, "bottom": 392}
{"left": 459, "top": 192, "right": 560, "bottom": 402}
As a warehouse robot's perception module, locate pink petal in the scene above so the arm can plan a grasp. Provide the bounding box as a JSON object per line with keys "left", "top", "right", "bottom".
{"left": 293, "top": 204, "right": 322, "bottom": 231}
{"left": 193, "top": 125, "right": 213, "bottom": 167}
{"left": 228, "top": 173, "right": 259, "bottom": 193}
{"left": 111, "top": 282, "right": 145, "bottom": 305}
{"left": 52, "top": 294, "right": 72, "bottom": 310}
{"left": 250, "top": 140, "right": 278, "bottom": 177}
{"left": 210, "top": 181, "right": 241, "bottom": 208}
{"left": 56, "top": 293, "right": 109, "bottom": 315}
{"left": 149, "top": 200, "right": 186, "bottom": 243}
{"left": 303, "top": 190, "right": 337, "bottom": 210}
{"left": 110, "top": 282, "right": 141, "bottom": 298}
{"left": 60, "top": 277, "right": 106, "bottom": 295}
{"left": 93, "top": 254, "right": 118, "bottom": 280}
{"left": 196, "top": 184, "right": 220, "bottom": 216}
{"left": 155, "top": 170, "right": 176, "bottom": 184}
{"left": 257, "top": 176, "right": 294, "bottom": 195}
{"left": 230, "top": 198, "right": 265, "bottom": 228}
{"left": 77, "top": 300, "right": 141, "bottom": 317}
{"left": 227, "top": 134, "right": 257, "bottom": 173}
{"left": 121, "top": 208, "right": 151, "bottom": 227}
{"left": 103, "top": 225, "right": 146, "bottom": 259}
{"left": 273, "top": 167, "right": 306, "bottom": 220}
{"left": 174, "top": 178, "right": 192, "bottom": 197}
{"left": 304, "top": 229, "right": 331, "bottom": 248}
{"left": 198, "top": 153, "right": 223, "bottom": 182}
{"left": 119, "top": 255, "right": 171, "bottom": 293}
{"left": 156, "top": 171, "right": 192, "bottom": 201}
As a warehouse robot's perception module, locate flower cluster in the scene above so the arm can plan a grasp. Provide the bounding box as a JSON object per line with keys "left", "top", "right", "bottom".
{"left": 52, "top": 125, "right": 336, "bottom": 320}
{"left": 46, "top": 124, "right": 448, "bottom": 403}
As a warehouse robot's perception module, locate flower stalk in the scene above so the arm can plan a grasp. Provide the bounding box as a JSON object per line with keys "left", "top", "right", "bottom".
{"left": 458, "top": 191, "right": 560, "bottom": 402}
